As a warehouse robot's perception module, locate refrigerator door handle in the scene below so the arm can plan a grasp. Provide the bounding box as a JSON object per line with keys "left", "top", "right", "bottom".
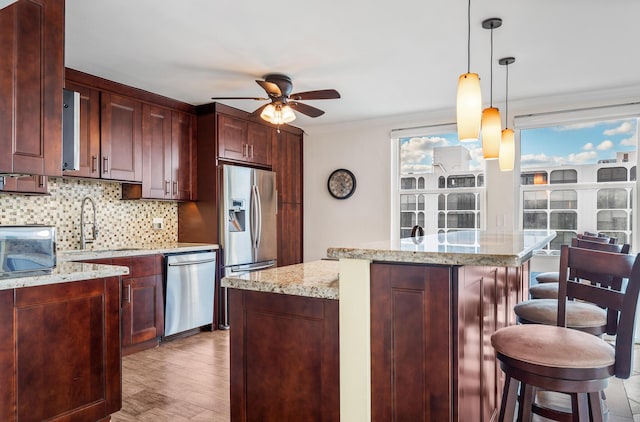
{"left": 251, "top": 184, "right": 260, "bottom": 250}
{"left": 255, "top": 184, "right": 263, "bottom": 249}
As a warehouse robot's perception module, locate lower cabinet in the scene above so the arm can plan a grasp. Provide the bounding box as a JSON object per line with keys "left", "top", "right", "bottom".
{"left": 229, "top": 289, "right": 339, "bottom": 422}
{"left": 0, "top": 277, "right": 121, "bottom": 421}
{"left": 84, "top": 254, "right": 165, "bottom": 355}
{"left": 111, "top": 255, "right": 165, "bottom": 355}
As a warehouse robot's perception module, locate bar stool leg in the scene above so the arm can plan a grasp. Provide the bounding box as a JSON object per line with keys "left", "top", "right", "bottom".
{"left": 588, "top": 391, "right": 604, "bottom": 422}
{"left": 518, "top": 383, "right": 535, "bottom": 422}
{"left": 499, "top": 375, "right": 519, "bottom": 422}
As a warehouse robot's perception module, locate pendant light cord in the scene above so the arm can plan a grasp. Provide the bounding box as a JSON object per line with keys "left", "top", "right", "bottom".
{"left": 467, "top": 0, "right": 471, "bottom": 73}
{"left": 489, "top": 26, "right": 494, "bottom": 107}
{"left": 505, "top": 62, "right": 509, "bottom": 126}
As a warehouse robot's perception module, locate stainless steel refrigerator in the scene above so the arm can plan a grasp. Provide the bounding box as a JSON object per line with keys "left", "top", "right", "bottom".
{"left": 219, "top": 164, "right": 277, "bottom": 328}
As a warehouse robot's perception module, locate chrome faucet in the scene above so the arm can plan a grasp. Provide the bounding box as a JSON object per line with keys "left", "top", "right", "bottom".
{"left": 80, "top": 196, "right": 98, "bottom": 249}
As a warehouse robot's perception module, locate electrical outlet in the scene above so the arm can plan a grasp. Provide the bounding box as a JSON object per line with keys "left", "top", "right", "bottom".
{"left": 152, "top": 217, "right": 163, "bottom": 230}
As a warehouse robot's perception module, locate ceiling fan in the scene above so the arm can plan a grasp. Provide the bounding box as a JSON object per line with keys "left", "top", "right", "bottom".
{"left": 211, "top": 73, "right": 341, "bottom": 126}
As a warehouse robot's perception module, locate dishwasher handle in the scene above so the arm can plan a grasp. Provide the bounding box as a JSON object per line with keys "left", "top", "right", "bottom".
{"left": 168, "top": 258, "right": 216, "bottom": 267}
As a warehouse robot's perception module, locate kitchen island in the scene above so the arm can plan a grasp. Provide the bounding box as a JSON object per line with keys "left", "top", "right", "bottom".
{"left": 222, "top": 230, "right": 555, "bottom": 422}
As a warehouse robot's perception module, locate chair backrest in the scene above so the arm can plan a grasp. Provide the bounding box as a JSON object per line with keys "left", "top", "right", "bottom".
{"left": 556, "top": 244, "right": 640, "bottom": 378}
{"left": 571, "top": 237, "right": 630, "bottom": 254}
{"left": 576, "top": 233, "right": 617, "bottom": 244}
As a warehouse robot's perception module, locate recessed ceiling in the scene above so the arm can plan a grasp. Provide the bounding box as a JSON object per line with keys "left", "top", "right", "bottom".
{"left": 65, "top": 0, "right": 640, "bottom": 128}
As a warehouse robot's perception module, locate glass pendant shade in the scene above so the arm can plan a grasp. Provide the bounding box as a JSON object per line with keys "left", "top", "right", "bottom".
{"left": 481, "top": 107, "right": 501, "bottom": 159}
{"left": 499, "top": 128, "right": 514, "bottom": 171}
{"left": 260, "top": 104, "right": 296, "bottom": 125}
{"left": 456, "top": 73, "right": 482, "bottom": 142}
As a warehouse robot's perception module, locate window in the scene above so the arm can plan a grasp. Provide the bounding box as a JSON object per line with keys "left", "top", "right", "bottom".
{"left": 397, "top": 129, "right": 484, "bottom": 240}
{"left": 550, "top": 169, "right": 577, "bottom": 184}
{"left": 520, "top": 116, "right": 637, "bottom": 252}
{"left": 597, "top": 167, "right": 627, "bottom": 182}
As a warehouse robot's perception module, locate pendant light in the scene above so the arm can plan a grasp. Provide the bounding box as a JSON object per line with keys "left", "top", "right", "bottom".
{"left": 481, "top": 18, "right": 502, "bottom": 159}
{"left": 499, "top": 57, "right": 516, "bottom": 171}
{"left": 456, "top": 0, "right": 482, "bottom": 142}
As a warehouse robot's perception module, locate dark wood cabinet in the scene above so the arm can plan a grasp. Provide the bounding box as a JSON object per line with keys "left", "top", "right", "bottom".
{"left": 0, "top": 0, "right": 64, "bottom": 177}
{"left": 171, "top": 111, "right": 195, "bottom": 200}
{"left": 274, "top": 130, "right": 303, "bottom": 266}
{"left": 229, "top": 289, "right": 339, "bottom": 422}
{"left": 370, "top": 261, "right": 529, "bottom": 422}
{"left": 100, "top": 92, "right": 143, "bottom": 182}
{"left": 63, "top": 81, "right": 101, "bottom": 178}
{"left": 0, "top": 277, "right": 122, "bottom": 421}
{"left": 217, "top": 113, "right": 272, "bottom": 167}
{"left": 141, "top": 104, "right": 173, "bottom": 198}
{"left": 112, "top": 254, "right": 164, "bottom": 355}
{"left": 0, "top": 174, "right": 47, "bottom": 194}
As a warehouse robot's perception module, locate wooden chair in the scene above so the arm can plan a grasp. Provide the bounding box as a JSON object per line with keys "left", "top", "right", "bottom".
{"left": 491, "top": 245, "right": 640, "bottom": 421}
{"left": 534, "top": 233, "right": 617, "bottom": 284}
{"left": 529, "top": 239, "right": 630, "bottom": 299}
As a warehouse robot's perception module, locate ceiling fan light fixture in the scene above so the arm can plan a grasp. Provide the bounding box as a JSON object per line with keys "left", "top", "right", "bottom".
{"left": 260, "top": 104, "right": 296, "bottom": 125}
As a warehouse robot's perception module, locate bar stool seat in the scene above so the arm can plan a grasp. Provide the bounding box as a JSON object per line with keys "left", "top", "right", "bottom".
{"left": 535, "top": 271, "right": 560, "bottom": 283}
{"left": 514, "top": 299, "right": 607, "bottom": 334}
{"left": 529, "top": 282, "right": 559, "bottom": 299}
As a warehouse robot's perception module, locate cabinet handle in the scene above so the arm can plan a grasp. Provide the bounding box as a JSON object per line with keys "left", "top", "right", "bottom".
{"left": 103, "top": 156, "right": 109, "bottom": 174}
{"left": 250, "top": 144, "right": 254, "bottom": 158}
{"left": 127, "top": 284, "right": 131, "bottom": 303}
{"left": 91, "top": 156, "right": 97, "bottom": 173}
{"left": 243, "top": 144, "right": 248, "bottom": 158}
{"left": 38, "top": 176, "right": 44, "bottom": 188}
{"left": 173, "top": 180, "right": 177, "bottom": 196}
{"left": 165, "top": 180, "right": 170, "bottom": 195}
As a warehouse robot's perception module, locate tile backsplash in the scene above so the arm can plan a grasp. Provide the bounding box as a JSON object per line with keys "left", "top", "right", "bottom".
{"left": 0, "top": 178, "right": 177, "bottom": 251}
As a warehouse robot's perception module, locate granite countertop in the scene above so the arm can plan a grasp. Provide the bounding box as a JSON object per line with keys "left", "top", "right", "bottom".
{"left": 221, "top": 260, "right": 340, "bottom": 300}
{"left": 0, "top": 261, "right": 129, "bottom": 290}
{"left": 327, "top": 230, "right": 556, "bottom": 267}
{"left": 0, "top": 242, "right": 218, "bottom": 290}
{"left": 57, "top": 242, "right": 218, "bottom": 262}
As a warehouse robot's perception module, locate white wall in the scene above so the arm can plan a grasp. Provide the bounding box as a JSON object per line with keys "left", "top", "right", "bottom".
{"left": 303, "top": 85, "right": 640, "bottom": 262}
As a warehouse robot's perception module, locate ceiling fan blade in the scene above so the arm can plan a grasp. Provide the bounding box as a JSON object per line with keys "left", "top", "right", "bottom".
{"left": 289, "top": 101, "right": 325, "bottom": 118}
{"left": 248, "top": 103, "right": 269, "bottom": 119}
{"left": 211, "top": 96, "right": 268, "bottom": 101}
{"left": 289, "top": 89, "right": 341, "bottom": 101}
{"left": 256, "top": 80, "right": 282, "bottom": 97}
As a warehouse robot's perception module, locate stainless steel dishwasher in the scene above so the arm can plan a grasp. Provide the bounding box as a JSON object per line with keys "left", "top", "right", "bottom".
{"left": 164, "top": 251, "right": 216, "bottom": 337}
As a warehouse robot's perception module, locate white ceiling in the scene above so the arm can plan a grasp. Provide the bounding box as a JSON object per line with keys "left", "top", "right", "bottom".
{"left": 65, "top": 0, "right": 640, "bottom": 129}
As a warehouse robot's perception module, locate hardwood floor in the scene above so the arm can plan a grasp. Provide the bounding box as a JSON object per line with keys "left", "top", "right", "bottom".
{"left": 111, "top": 330, "right": 639, "bottom": 422}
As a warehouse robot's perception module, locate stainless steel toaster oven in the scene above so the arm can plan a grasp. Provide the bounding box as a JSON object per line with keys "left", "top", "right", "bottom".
{"left": 0, "top": 225, "right": 56, "bottom": 277}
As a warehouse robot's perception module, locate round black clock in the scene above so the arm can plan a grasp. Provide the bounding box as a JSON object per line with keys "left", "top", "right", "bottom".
{"left": 327, "top": 168, "right": 356, "bottom": 199}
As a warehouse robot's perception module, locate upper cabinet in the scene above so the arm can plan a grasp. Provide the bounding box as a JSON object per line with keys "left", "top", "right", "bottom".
{"left": 171, "top": 111, "right": 195, "bottom": 200}
{"left": 218, "top": 114, "right": 272, "bottom": 167}
{"left": 62, "top": 81, "right": 101, "bottom": 178}
{"left": 0, "top": 0, "right": 64, "bottom": 177}
{"left": 101, "top": 92, "right": 143, "bottom": 182}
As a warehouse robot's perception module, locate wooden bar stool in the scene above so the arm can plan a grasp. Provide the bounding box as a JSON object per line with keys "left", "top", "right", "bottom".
{"left": 534, "top": 234, "right": 617, "bottom": 285}
{"left": 529, "top": 239, "right": 629, "bottom": 300}
{"left": 491, "top": 245, "right": 640, "bottom": 421}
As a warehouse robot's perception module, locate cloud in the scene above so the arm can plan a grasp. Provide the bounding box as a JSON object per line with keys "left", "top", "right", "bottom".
{"left": 400, "top": 136, "right": 449, "bottom": 165}
{"left": 583, "top": 142, "right": 594, "bottom": 150}
{"left": 402, "top": 163, "right": 432, "bottom": 174}
{"left": 620, "top": 136, "right": 636, "bottom": 146}
{"left": 566, "top": 151, "right": 598, "bottom": 164}
{"left": 603, "top": 121, "right": 634, "bottom": 136}
{"left": 597, "top": 140, "right": 614, "bottom": 150}
{"left": 521, "top": 153, "right": 557, "bottom": 167}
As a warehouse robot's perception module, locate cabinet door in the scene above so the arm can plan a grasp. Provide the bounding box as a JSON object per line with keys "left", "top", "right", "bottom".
{"left": 101, "top": 92, "right": 143, "bottom": 181}
{"left": 122, "top": 275, "right": 164, "bottom": 349}
{"left": 277, "top": 202, "right": 303, "bottom": 266}
{"left": 0, "top": 174, "right": 47, "bottom": 194}
{"left": 63, "top": 81, "right": 101, "bottom": 178}
{"left": 275, "top": 130, "right": 303, "bottom": 204}
{"left": 247, "top": 122, "right": 272, "bottom": 166}
{"left": 0, "top": 0, "right": 64, "bottom": 177}
{"left": 13, "top": 277, "right": 121, "bottom": 420}
{"left": 218, "top": 114, "right": 247, "bottom": 162}
{"left": 142, "top": 104, "right": 172, "bottom": 199}
{"left": 171, "top": 111, "right": 194, "bottom": 200}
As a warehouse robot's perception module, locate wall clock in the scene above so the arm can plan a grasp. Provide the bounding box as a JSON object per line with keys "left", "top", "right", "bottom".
{"left": 327, "top": 168, "right": 356, "bottom": 200}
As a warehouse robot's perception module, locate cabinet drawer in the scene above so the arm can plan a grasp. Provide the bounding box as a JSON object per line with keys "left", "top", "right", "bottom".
{"left": 112, "top": 255, "right": 161, "bottom": 278}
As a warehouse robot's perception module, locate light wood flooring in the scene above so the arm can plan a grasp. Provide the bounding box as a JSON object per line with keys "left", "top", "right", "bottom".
{"left": 111, "top": 330, "right": 639, "bottom": 422}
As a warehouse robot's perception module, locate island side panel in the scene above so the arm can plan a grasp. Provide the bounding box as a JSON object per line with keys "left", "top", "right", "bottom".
{"left": 370, "top": 263, "right": 453, "bottom": 422}
{"left": 228, "top": 289, "right": 339, "bottom": 422}
{"left": 0, "top": 290, "right": 15, "bottom": 422}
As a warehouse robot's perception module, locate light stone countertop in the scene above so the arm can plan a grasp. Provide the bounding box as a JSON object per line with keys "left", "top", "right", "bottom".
{"left": 0, "top": 261, "right": 129, "bottom": 290}
{"left": 57, "top": 242, "right": 218, "bottom": 262}
{"left": 327, "top": 230, "right": 556, "bottom": 267}
{"left": 0, "top": 242, "right": 218, "bottom": 290}
{"left": 221, "top": 260, "right": 340, "bottom": 300}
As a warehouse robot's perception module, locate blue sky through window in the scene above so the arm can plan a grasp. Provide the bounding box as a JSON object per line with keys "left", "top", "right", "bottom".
{"left": 400, "top": 134, "right": 484, "bottom": 174}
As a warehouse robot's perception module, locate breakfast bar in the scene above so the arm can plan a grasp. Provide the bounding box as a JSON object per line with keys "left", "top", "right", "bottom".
{"left": 222, "top": 230, "right": 555, "bottom": 422}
